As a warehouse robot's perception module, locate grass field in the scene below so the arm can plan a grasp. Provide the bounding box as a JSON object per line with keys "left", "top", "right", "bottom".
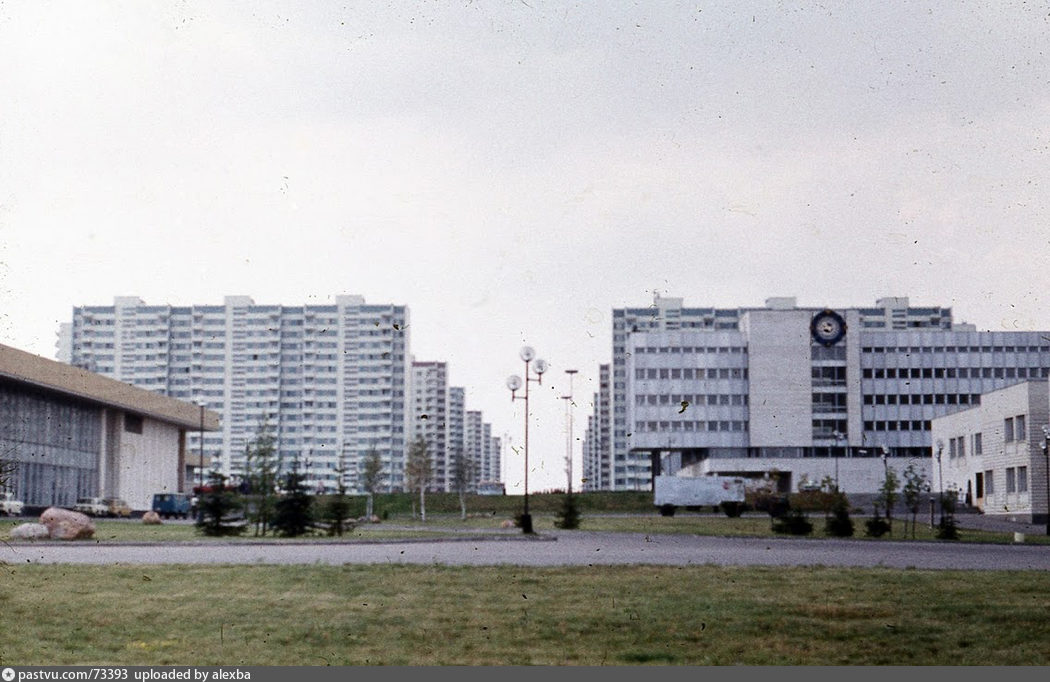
{"left": 1, "top": 564, "right": 1048, "bottom": 665}
{"left": 3, "top": 511, "right": 1046, "bottom": 545}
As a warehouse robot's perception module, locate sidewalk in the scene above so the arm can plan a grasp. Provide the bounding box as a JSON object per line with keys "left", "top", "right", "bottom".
{"left": 954, "top": 514, "right": 1048, "bottom": 537}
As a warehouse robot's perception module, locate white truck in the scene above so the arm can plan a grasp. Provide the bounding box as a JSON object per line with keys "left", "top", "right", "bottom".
{"left": 654, "top": 475, "right": 746, "bottom": 516}
{"left": 1, "top": 491, "right": 25, "bottom": 516}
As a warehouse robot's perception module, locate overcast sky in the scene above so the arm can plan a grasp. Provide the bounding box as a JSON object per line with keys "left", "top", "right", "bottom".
{"left": 2, "top": 2, "right": 1049, "bottom": 492}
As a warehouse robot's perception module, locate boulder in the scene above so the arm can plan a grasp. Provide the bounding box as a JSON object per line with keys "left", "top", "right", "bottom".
{"left": 40, "top": 507, "right": 96, "bottom": 540}
{"left": 142, "top": 511, "right": 162, "bottom": 525}
{"left": 9, "top": 523, "right": 51, "bottom": 540}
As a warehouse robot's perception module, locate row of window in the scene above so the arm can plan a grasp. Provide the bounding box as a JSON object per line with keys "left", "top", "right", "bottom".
{"left": 863, "top": 345, "right": 1050, "bottom": 353}
{"left": 633, "top": 346, "right": 747, "bottom": 355}
{"left": 863, "top": 420, "right": 931, "bottom": 431}
{"left": 864, "top": 393, "right": 979, "bottom": 406}
{"left": 634, "top": 368, "right": 748, "bottom": 380}
{"left": 635, "top": 394, "right": 749, "bottom": 406}
{"left": 633, "top": 420, "right": 749, "bottom": 433}
{"left": 864, "top": 367, "right": 1049, "bottom": 379}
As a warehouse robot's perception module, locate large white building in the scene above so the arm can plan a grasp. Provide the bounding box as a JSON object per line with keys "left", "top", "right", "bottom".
{"left": 931, "top": 380, "right": 1049, "bottom": 524}
{"left": 59, "top": 296, "right": 411, "bottom": 492}
{"left": 584, "top": 294, "right": 1050, "bottom": 494}
{"left": 1, "top": 343, "right": 220, "bottom": 511}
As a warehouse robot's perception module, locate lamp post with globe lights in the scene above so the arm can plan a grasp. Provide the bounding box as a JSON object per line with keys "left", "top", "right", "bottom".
{"left": 507, "top": 346, "right": 547, "bottom": 534}
{"left": 1042, "top": 426, "right": 1050, "bottom": 536}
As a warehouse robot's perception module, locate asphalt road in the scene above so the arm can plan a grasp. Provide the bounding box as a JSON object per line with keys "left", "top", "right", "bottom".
{"left": 3, "top": 531, "right": 1049, "bottom": 570}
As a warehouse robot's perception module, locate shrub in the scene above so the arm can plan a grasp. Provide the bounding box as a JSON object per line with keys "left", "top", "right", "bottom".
{"left": 554, "top": 494, "right": 582, "bottom": 529}
{"left": 772, "top": 509, "right": 813, "bottom": 535}
{"left": 824, "top": 494, "right": 854, "bottom": 538}
{"left": 720, "top": 501, "right": 744, "bottom": 518}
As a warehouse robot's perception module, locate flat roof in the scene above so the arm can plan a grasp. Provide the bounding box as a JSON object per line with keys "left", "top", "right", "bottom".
{"left": 0, "top": 343, "right": 220, "bottom": 431}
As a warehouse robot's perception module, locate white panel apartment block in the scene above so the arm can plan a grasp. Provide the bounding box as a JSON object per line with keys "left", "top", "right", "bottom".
{"left": 66, "top": 296, "right": 411, "bottom": 493}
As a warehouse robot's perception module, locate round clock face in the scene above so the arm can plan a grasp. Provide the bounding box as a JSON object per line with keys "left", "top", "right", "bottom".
{"left": 811, "top": 310, "right": 847, "bottom": 346}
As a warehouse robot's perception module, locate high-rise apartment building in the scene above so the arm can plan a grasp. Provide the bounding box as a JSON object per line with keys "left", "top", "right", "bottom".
{"left": 59, "top": 295, "right": 410, "bottom": 492}
{"left": 584, "top": 294, "right": 1050, "bottom": 493}
{"left": 409, "top": 361, "right": 451, "bottom": 491}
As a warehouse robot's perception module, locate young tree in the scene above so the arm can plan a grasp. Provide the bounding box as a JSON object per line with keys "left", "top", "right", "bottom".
{"left": 195, "top": 471, "right": 246, "bottom": 537}
{"left": 901, "top": 464, "right": 928, "bottom": 539}
{"left": 272, "top": 461, "right": 315, "bottom": 537}
{"left": 450, "top": 448, "right": 474, "bottom": 521}
{"left": 936, "top": 485, "right": 960, "bottom": 540}
{"left": 554, "top": 492, "right": 582, "bottom": 529}
{"left": 242, "top": 420, "right": 279, "bottom": 537}
{"left": 360, "top": 447, "right": 385, "bottom": 519}
{"left": 877, "top": 467, "right": 900, "bottom": 536}
{"left": 405, "top": 436, "right": 432, "bottom": 523}
{"left": 321, "top": 450, "right": 354, "bottom": 536}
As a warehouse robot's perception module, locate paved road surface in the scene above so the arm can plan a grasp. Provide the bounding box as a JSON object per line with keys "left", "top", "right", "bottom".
{"left": 3, "top": 531, "right": 1048, "bottom": 570}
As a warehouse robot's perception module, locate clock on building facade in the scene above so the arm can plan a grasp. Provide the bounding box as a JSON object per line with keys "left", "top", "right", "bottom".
{"left": 810, "top": 309, "right": 847, "bottom": 346}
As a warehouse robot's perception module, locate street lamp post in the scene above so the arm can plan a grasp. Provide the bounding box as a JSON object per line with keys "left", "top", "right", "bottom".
{"left": 832, "top": 430, "right": 845, "bottom": 491}
{"left": 507, "top": 346, "right": 548, "bottom": 534}
{"left": 935, "top": 439, "right": 945, "bottom": 528}
{"left": 562, "top": 369, "right": 578, "bottom": 496}
{"left": 1042, "top": 426, "right": 1050, "bottom": 536}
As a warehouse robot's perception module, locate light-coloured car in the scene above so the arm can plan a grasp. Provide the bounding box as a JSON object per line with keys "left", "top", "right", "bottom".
{"left": 74, "top": 497, "right": 108, "bottom": 516}
{"left": 0, "top": 492, "right": 24, "bottom": 516}
{"left": 102, "top": 498, "right": 132, "bottom": 518}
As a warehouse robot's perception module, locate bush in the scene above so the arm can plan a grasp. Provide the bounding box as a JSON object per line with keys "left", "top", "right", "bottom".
{"left": 554, "top": 494, "right": 581, "bottom": 529}
{"left": 720, "top": 501, "right": 744, "bottom": 518}
{"left": 195, "top": 474, "right": 246, "bottom": 537}
{"left": 772, "top": 509, "right": 813, "bottom": 536}
{"left": 824, "top": 495, "right": 854, "bottom": 538}
{"left": 936, "top": 517, "right": 960, "bottom": 540}
{"left": 864, "top": 515, "right": 890, "bottom": 538}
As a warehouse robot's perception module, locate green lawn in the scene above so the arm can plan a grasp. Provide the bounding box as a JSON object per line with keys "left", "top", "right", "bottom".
{"left": 0, "top": 564, "right": 1048, "bottom": 665}
{"left": 4, "top": 512, "right": 1047, "bottom": 544}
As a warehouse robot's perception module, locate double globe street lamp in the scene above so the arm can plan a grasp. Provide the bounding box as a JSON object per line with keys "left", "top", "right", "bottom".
{"left": 507, "top": 346, "right": 547, "bottom": 534}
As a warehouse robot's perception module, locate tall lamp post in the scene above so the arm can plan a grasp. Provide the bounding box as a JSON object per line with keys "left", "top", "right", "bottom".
{"left": 935, "top": 439, "right": 945, "bottom": 527}
{"left": 831, "top": 430, "right": 845, "bottom": 491}
{"left": 561, "top": 369, "right": 578, "bottom": 496}
{"left": 507, "top": 346, "right": 548, "bottom": 534}
{"left": 1042, "top": 426, "right": 1050, "bottom": 536}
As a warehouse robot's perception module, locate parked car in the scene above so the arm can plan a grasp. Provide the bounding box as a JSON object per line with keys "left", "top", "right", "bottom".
{"left": 102, "top": 498, "right": 132, "bottom": 518}
{"left": 151, "top": 492, "right": 191, "bottom": 519}
{"left": 0, "top": 492, "right": 24, "bottom": 516}
{"left": 74, "top": 497, "right": 108, "bottom": 516}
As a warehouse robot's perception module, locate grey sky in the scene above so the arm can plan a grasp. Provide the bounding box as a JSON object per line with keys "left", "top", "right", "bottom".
{"left": 2, "top": 2, "right": 1048, "bottom": 491}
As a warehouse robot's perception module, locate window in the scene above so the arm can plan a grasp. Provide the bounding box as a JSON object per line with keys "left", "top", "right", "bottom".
{"left": 1004, "top": 417, "right": 1014, "bottom": 443}
{"left": 1006, "top": 467, "right": 1016, "bottom": 493}
{"left": 124, "top": 414, "right": 143, "bottom": 434}
{"left": 1016, "top": 415, "right": 1026, "bottom": 441}
{"left": 973, "top": 432, "right": 982, "bottom": 456}
{"left": 984, "top": 470, "right": 995, "bottom": 495}
{"left": 1018, "top": 467, "right": 1028, "bottom": 493}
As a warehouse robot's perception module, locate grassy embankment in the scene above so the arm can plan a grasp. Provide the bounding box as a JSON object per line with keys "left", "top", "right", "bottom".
{"left": 1, "top": 564, "right": 1048, "bottom": 665}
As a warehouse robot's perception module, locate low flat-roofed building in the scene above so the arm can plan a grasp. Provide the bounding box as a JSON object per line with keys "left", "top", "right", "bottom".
{"left": 930, "top": 380, "right": 1049, "bottom": 524}
{"left": 0, "top": 343, "right": 220, "bottom": 512}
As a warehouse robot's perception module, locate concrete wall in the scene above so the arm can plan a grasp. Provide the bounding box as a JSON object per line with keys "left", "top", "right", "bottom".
{"left": 740, "top": 310, "right": 813, "bottom": 446}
